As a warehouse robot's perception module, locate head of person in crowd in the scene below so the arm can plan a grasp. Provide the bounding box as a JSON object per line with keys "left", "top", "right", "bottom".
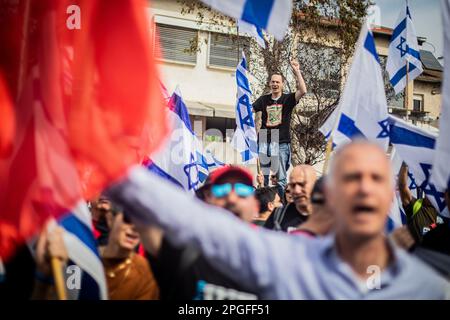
{"left": 270, "top": 73, "right": 284, "bottom": 97}
{"left": 284, "top": 185, "right": 294, "bottom": 205}
{"left": 195, "top": 176, "right": 214, "bottom": 204}
{"left": 326, "top": 141, "right": 394, "bottom": 241}
{"left": 292, "top": 176, "right": 334, "bottom": 237}
{"left": 270, "top": 173, "right": 278, "bottom": 187}
{"left": 103, "top": 205, "right": 141, "bottom": 257}
{"left": 288, "top": 165, "right": 317, "bottom": 215}
{"left": 208, "top": 166, "right": 259, "bottom": 223}
{"left": 254, "top": 187, "right": 282, "bottom": 221}
{"left": 311, "top": 177, "right": 326, "bottom": 212}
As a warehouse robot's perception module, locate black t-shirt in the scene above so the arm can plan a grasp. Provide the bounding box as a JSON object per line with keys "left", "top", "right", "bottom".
{"left": 147, "top": 236, "right": 259, "bottom": 300}
{"left": 253, "top": 93, "right": 297, "bottom": 143}
{"left": 263, "top": 203, "right": 308, "bottom": 232}
{"left": 420, "top": 216, "right": 450, "bottom": 255}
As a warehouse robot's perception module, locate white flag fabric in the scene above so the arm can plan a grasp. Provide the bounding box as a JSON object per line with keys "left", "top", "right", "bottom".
{"left": 386, "top": 0, "right": 423, "bottom": 94}
{"left": 200, "top": 0, "right": 292, "bottom": 41}
{"left": 148, "top": 88, "right": 223, "bottom": 191}
{"left": 231, "top": 53, "right": 258, "bottom": 163}
{"left": 431, "top": 0, "right": 450, "bottom": 204}
{"left": 389, "top": 116, "right": 449, "bottom": 218}
{"left": 238, "top": 20, "right": 266, "bottom": 49}
{"left": 328, "top": 20, "right": 390, "bottom": 151}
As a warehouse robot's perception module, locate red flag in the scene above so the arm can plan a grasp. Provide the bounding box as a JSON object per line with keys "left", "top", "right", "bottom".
{"left": 0, "top": 0, "right": 168, "bottom": 260}
{"left": 0, "top": 75, "right": 15, "bottom": 157}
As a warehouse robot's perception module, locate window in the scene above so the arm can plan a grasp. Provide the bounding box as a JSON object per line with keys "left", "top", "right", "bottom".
{"left": 208, "top": 33, "right": 249, "bottom": 69}
{"left": 205, "top": 117, "right": 236, "bottom": 142}
{"left": 413, "top": 94, "right": 424, "bottom": 112}
{"left": 156, "top": 24, "right": 197, "bottom": 64}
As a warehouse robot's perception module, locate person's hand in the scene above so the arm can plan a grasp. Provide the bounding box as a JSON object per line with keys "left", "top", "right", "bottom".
{"left": 390, "top": 226, "right": 416, "bottom": 251}
{"left": 35, "top": 223, "right": 68, "bottom": 277}
{"left": 257, "top": 173, "right": 264, "bottom": 187}
{"left": 290, "top": 60, "right": 301, "bottom": 73}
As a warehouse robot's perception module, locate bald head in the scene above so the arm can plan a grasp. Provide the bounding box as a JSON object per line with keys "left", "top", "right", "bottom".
{"left": 325, "top": 141, "right": 394, "bottom": 239}
{"left": 288, "top": 165, "right": 317, "bottom": 214}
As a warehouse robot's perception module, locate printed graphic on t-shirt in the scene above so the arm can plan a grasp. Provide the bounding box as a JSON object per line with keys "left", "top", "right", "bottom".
{"left": 266, "top": 103, "right": 283, "bottom": 127}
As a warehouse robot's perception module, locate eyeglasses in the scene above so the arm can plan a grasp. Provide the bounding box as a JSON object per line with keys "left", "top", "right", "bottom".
{"left": 211, "top": 183, "right": 255, "bottom": 198}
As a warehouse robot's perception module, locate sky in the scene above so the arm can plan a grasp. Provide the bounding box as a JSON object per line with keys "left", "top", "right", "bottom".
{"left": 373, "top": 0, "right": 443, "bottom": 58}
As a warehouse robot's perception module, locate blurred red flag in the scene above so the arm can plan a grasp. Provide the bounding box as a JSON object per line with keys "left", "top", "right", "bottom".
{"left": 0, "top": 75, "right": 15, "bottom": 157}
{"left": 0, "top": 0, "right": 168, "bottom": 260}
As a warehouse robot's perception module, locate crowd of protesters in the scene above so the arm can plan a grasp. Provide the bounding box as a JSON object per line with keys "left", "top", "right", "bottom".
{"left": 1, "top": 59, "right": 450, "bottom": 300}
{"left": 1, "top": 140, "right": 450, "bottom": 300}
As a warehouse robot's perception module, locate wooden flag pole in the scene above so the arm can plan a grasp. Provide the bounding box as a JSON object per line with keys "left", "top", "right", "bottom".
{"left": 404, "top": 62, "right": 410, "bottom": 121}
{"left": 51, "top": 257, "right": 67, "bottom": 300}
{"left": 322, "top": 137, "right": 334, "bottom": 174}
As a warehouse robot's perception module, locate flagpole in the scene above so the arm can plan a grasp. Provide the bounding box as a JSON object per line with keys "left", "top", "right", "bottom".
{"left": 322, "top": 137, "right": 333, "bottom": 174}
{"left": 404, "top": 62, "right": 410, "bottom": 121}
{"left": 51, "top": 257, "right": 67, "bottom": 300}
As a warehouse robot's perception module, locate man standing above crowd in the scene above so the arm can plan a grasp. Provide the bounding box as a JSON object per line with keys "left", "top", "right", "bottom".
{"left": 253, "top": 60, "right": 307, "bottom": 197}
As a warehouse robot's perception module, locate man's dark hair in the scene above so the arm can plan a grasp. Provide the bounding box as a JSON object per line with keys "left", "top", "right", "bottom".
{"left": 270, "top": 73, "right": 284, "bottom": 82}
{"left": 255, "top": 187, "right": 278, "bottom": 213}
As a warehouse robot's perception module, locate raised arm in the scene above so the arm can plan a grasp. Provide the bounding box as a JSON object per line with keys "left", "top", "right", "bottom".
{"left": 290, "top": 60, "right": 307, "bottom": 102}
{"left": 398, "top": 162, "right": 414, "bottom": 208}
{"left": 107, "top": 166, "right": 302, "bottom": 294}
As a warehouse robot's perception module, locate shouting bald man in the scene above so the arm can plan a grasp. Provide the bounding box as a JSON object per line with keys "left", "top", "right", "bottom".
{"left": 253, "top": 60, "right": 307, "bottom": 197}
{"left": 108, "top": 141, "right": 450, "bottom": 299}
{"left": 264, "top": 165, "right": 317, "bottom": 232}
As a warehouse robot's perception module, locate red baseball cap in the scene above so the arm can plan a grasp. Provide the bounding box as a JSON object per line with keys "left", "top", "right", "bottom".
{"left": 208, "top": 165, "right": 254, "bottom": 186}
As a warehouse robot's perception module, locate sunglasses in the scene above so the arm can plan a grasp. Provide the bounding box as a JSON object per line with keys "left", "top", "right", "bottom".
{"left": 211, "top": 183, "right": 255, "bottom": 198}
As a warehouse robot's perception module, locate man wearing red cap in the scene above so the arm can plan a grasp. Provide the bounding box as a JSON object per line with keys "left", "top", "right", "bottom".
{"left": 141, "top": 165, "right": 261, "bottom": 300}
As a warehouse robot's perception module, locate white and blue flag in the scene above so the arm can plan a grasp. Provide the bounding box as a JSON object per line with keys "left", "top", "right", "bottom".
{"left": 148, "top": 88, "right": 223, "bottom": 191}
{"left": 431, "top": 0, "right": 450, "bottom": 205}
{"left": 200, "top": 0, "right": 292, "bottom": 41}
{"left": 231, "top": 53, "right": 258, "bottom": 163}
{"left": 238, "top": 20, "right": 266, "bottom": 49}
{"left": 324, "top": 20, "right": 390, "bottom": 151}
{"left": 386, "top": 0, "right": 423, "bottom": 94}
{"left": 389, "top": 116, "right": 449, "bottom": 218}
{"left": 58, "top": 202, "right": 108, "bottom": 300}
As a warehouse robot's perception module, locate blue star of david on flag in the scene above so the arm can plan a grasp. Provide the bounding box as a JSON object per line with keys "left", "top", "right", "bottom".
{"left": 408, "top": 171, "right": 418, "bottom": 190}
{"left": 184, "top": 153, "right": 201, "bottom": 190}
{"left": 396, "top": 37, "right": 409, "bottom": 58}
{"left": 377, "top": 118, "right": 391, "bottom": 139}
{"left": 419, "top": 163, "right": 447, "bottom": 212}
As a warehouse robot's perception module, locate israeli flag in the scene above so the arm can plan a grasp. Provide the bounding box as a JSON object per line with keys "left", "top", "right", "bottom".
{"left": 58, "top": 202, "right": 108, "bottom": 300}
{"left": 231, "top": 53, "right": 258, "bottom": 163}
{"left": 238, "top": 20, "right": 266, "bottom": 49}
{"left": 386, "top": 0, "right": 423, "bottom": 94}
{"left": 388, "top": 148, "right": 407, "bottom": 232}
{"left": 389, "top": 116, "right": 449, "bottom": 218}
{"left": 200, "top": 0, "right": 292, "bottom": 41}
{"left": 327, "top": 20, "right": 390, "bottom": 151}
{"left": 148, "top": 88, "right": 223, "bottom": 191}
{"left": 431, "top": 0, "right": 450, "bottom": 205}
